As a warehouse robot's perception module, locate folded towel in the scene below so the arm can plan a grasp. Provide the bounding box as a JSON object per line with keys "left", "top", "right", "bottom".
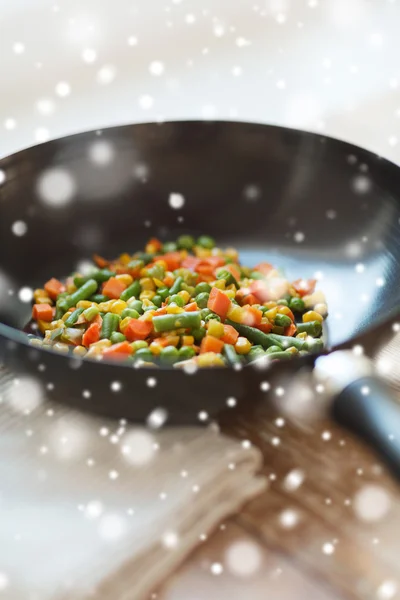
{"left": 0, "top": 369, "right": 266, "bottom": 600}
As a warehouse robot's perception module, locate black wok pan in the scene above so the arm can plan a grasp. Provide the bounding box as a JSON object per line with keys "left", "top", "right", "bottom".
{"left": 1, "top": 121, "right": 400, "bottom": 470}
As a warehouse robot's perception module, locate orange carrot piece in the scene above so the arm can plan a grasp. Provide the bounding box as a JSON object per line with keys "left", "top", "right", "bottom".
{"left": 246, "top": 306, "right": 263, "bottom": 326}
{"left": 125, "top": 319, "right": 153, "bottom": 342}
{"left": 32, "top": 304, "right": 54, "bottom": 322}
{"left": 243, "top": 294, "right": 259, "bottom": 306}
{"left": 200, "top": 335, "right": 224, "bottom": 354}
{"left": 103, "top": 341, "right": 133, "bottom": 358}
{"left": 152, "top": 337, "right": 171, "bottom": 348}
{"left": 44, "top": 278, "right": 66, "bottom": 300}
{"left": 148, "top": 237, "right": 162, "bottom": 252}
{"left": 221, "top": 324, "right": 239, "bottom": 345}
{"left": 292, "top": 279, "right": 317, "bottom": 297}
{"left": 225, "top": 263, "right": 241, "bottom": 281}
{"left": 102, "top": 277, "right": 127, "bottom": 300}
{"left": 285, "top": 323, "right": 297, "bottom": 337}
{"left": 161, "top": 252, "right": 182, "bottom": 271}
{"left": 207, "top": 287, "right": 231, "bottom": 320}
{"left": 153, "top": 307, "right": 168, "bottom": 316}
{"left": 163, "top": 274, "right": 175, "bottom": 288}
{"left": 257, "top": 322, "right": 273, "bottom": 333}
{"left": 196, "top": 264, "right": 215, "bottom": 277}
{"left": 182, "top": 256, "right": 201, "bottom": 271}
{"left": 203, "top": 256, "right": 226, "bottom": 268}
{"left": 254, "top": 262, "right": 274, "bottom": 275}
{"left": 185, "top": 302, "right": 198, "bottom": 312}
{"left": 82, "top": 322, "right": 101, "bottom": 347}
{"left": 93, "top": 254, "right": 109, "bottom": 268}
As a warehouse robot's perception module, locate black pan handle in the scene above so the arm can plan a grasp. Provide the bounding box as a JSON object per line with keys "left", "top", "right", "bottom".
{"left": 333, "top": 376, "right": 400, "bottom": 478}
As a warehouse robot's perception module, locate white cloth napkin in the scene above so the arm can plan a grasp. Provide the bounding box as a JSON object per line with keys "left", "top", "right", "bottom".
{"left": 0, "top": 370, "right": 266, "bottom": 600}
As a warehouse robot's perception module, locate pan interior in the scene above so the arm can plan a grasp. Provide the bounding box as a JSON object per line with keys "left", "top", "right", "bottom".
{"left": 0, "top": 121, "right": 399, "bottom": 349}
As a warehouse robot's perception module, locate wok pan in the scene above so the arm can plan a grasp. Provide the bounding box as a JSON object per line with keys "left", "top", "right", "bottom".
{"left": 1, "top": 121, "right": 400, "bottom": 471}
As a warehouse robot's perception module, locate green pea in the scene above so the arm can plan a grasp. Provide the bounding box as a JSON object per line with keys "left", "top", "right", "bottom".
{"left": 110, "top": 332, "right": 126, "bottom": 344}
{"left": 266, "top": 345, "right": 283, "bottom": 355}
{"left": 128, "top": 259, "right": 145, "bottom": 271}
{"left": 82, "top": 306, "right": 99, "bottom": 321}
{"left": 196, "top": 292, "right": 210, "bottom": 309}
{"left": 134, "top": 348, "right": 153, "bottom": 362}
{"left": 201, "top": 308, "right": 212, "bottom": 319}
{"left": 146, "top": 264, "right": 165, "bottom": 280}
{"left": 179, "top": 346, "right": 196, "bottom": 360}
{"left": 160, "top": 345, "right": 179, "bottom": 365}
{"left": 89, "top": 294, "right": 110, "bottom": 303}
{"left": 275, "top": 314, "right": 292, "bottom": 327}
{"left": 177, "top": 235, "right": 195, "bottom": 250}
{"left": 192, "top": 327, "right": 206, "bottom": 343}
{"left": 162, "top": 242, "right": 178, "bottom": 253}
{"left": 132, "top": 340, "right": 148, "bottom": 351}
{"left": 168, "top": 294, "right": 185, "bottom": 307}
{"left": 157, "top": 287, "right": 170, "bottom": 300}
{"left": 135, "top": 252, "right": 154, "bottom": 265}
{"left": 121, "top": 308, "right": 140, "bottom": 320}
{"left": 127, "top": 299, "right": 144, "bottom": 314}
{"left": 194, "top": 282, "right": 212, "bottom": 295}
{"left": 289, "top": 297, "right": 306, "bottom": 313}
{"left": 204, "top": 313, "right": 221, "bottom": 322}
{"left": 277, "top": 298, "right": 289, "bottom": 307}
{"left": 152, "top": 295, "right": 163, "bottom": 307}
{"left": 181, "top": 283, "right": 195, "bottom": 296}
{"left": 197, "top": 235, "right": 215, "bottom": 249}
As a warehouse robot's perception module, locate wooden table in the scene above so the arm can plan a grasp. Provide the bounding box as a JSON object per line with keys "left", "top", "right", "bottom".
{"left": 159, "top": 401, "right": 400, "bottom": 600}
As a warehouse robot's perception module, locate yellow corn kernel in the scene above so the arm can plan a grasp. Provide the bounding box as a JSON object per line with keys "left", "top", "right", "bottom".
{"left": 213, "top": 279, "right": 226, "bottom": 290}
{"left": 154, "top": 259, "right": 168, "bottom": 271}
{"left": 86, "top": 339, "right": 112, "bottom": 357}
{"left": 153, "top": 277, "right": 165, "bottom": 288}
{"left": 235, "top": 337, "right": 252, "bottom": 355}
{"left": 223, "top": 290, "right": 236, "bottom": 300}
{"left": 197, "top": 352, "right": 225, "bottom": 367}
{"left": 73, "top": 345, "right": 87, "bottom": 357}
{"left": 177, "top": 290, "right": 190, "bottom": 303}
{"left": 115, "top": 274, "right": 133, "bottom": 286}
{"left": 140, "top": 277, "right": 156, "bottom": 291}
{"left": 224, "top": 247, "right": 239, "bottom": 261}
{"left": 119, "top": 253, "right": 131, "bottom": 265}
{"left": 140, "top": 290, "right": 156, "bottom": 301}
{"left": 49, "top": 319, "right": 65, "bottom": 330}
{"left": 227, "top": 305, "right": 244, "bottom": 323}
{"left": 286, "top": 346, "right": 299, "bottom": 355}
{"left": 98, "top": 300, "right": 114, "bottom": 312}
{"left": 288, "top": 285, "right": 298, "bottom": 298}
{"left": 264, "top": 301, "right": 277, "bottom": 310}
{"left": 303, "top": 310, "right": 324, "bottom": 323}
{"left": 194, "top": 247, "right": 212, "bottom": 258}
{"left": 33, "top": 288, "right": 47, "bottom": 302}
{"left": 296, "top": 331, "right": 307, "bottom": 340}
{"left": 149, "top": 342, "right": 162, "bottom": 355}
{"left": 278, "top": 306, "right": 294, "bottom": 319}
{"left": 314, "top": 303, "right": 328, "bottom": 318}
{"left": 145, "top": 242, "right": 158, "bottom": 254}
{"left": 36, "top": 296, "right": 53, "bottom": 305}
{"left": 165, "top": 335, "right": 180, "bottom": 347}
{"left": 260, "top": 317, "right": 270, "bottom": 326}
{"left": 141, "top": 298, "right": 154, "bottom": 308}
{"left": 120, "top": 317, "right": 132, "bottom": 333}
{"left": 62, "top": 311, "right": 73, "bottom": 322}
{"left": 140, "top": 310, "right": 156, "bottom": 322}
{"left": 182, "top": 335, "right": 194, "bottom": 346}
{"left": 67, "top": 282, "right": 77, "bottom": 294}
{"left": 166, "top": 305, "right": 184, "bottom": 314}
{"left": 29, "top": 338, "right": 43, "bottom": 348}
{"left": 207, "top": 320, "right": 224, "bottom": 338}
{"left": 265, "top": 307, "right": 279, "bottom": 321}
{"left": 52, "top": 342, "right": 70, "bottom": 354}
{"left": 77, "top": 300, "right": 94, "bottom": 309}
{"left": 110, "top": 300, "right": 128, "bottom": 315}
{"left": 226, "top": 284, "right": 236, "bottom": 292}
{"left": 37, "top": 320, "right": 51, "bottom": 333}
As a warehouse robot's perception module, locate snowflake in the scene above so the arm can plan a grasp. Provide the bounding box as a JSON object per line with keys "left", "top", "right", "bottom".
{"left": 98, "top": 514, "right": 126, "bottom": 541}
{"left": 322, "top": 542, "right": 335, "bottom": 555}
{"left": 168, "top": 192, "right": 185, "bottom": 209}
{"left": 12, "top": 221, "right": 27, "bottom": 236}
{"left": 55, "top": 81, "right": 71, "bottom": 97}
{"left": 4, "top": 118, "right": 16, "bottom": 130}
{"left": 210, "top": 562, "right": 224, "bottom": 575}
{"left": 82, "top": 48, "right": 97, "bottom": 63}
{"left": 279, "top": 509, "right": 299, "bottom": 529}
{"left": 13, "top": 42, "right": 25, "bottom": 54}
{"left": 37, "top": 167, "right": 77, "bottom": 207}
{"left": 149, "top": 61, "right": 165, "bottom": 76}
{"left": 353, "top": 485, "right": 391, "bottom": 522}
{"left": 283, "top": 469, "right": 305, "bottom": 491}
{"left": 225, "top": 540, "right": 262, "bottom": 576}
{"left": 121, "top": 430, "right": 155, "bottom": 466}
{"left": 96, "top": 65, "right": 116, "bottom": 85}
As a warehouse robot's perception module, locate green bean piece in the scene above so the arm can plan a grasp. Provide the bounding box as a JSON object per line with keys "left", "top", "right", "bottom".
{"left": 277, "top": 299, "right": 289, "bottom": 307}
{"left": 157, "top": 287, "right": 170, "bottom": 300}
{"left": 197, "top": 235, "right": 215, "bottom": 249}
{"left": 272, "top": 326, "right": 285, "bottom": 335}
{"left": 296, "top": 321, "right": 322, "bottom": 337}
{"left": 134, "top": 348, "right": 153, "bottom": 362}
{"left": 181, "top": 283, "right": 195, "bottom": 296}
{"left": 169, "top": 276, "right": 183, "bottom": 295}
{"left": 127, "top": 299, "right": 144, "bottom": 314}
{"left": 101, "top": 312, "right": 120, "bottom": 339}
{"left": 267, "top": 351, "right": 294, "bottom": 361}
{"left": 146, "top": 263, "right": 165, "bottom": 280}
{"left": 120, "top": 280, "right": 141, "bottom": 302}
{"left": 74, "top": 269, "right": 116, "bottom": 288}
{"left": 135, "top": 252, "right": 154, "bottom": 265}
{"left": 177, "top": 235, "right": 195, "bottom": 250}
{"left": 194, "top": 282, "right": 212, "bottom": 295}
{"left": 224, "top": 344, "right": 243, "bottom": 367}
{"left": 121, "top": 308, "right": 140, "bottom": 320}
{"left": 152, "top": 295, "right": 163, "bottom": 307}
{"left": 110, "top": 332, "right": 126, "bottom": 344}
{"left": 143, "top": 304, "right": 156, "bottom": 312}
{"left": 289, "top": 297, "right": 306, "bottom": 313}
{"left": 204, "top": 312, "right": 221, "bottom": 323}
{"left": 195, "top": 292, "right": 210, "bottom": 309}
{"left": 162, "top": 241, "right": 178, "bottom": 253}
{"left": 225, "top": 320, "right": 307, "bottom": 351}
{"left": 160, "top": 345, "right": 180, "bottom": 365}
{"left": 179, "top": 346, "right": 196, "bottom": 361}
{"left": 275, "top": 314, "right": 292, "bottom": 327}
{"left": 64, "top": 307, "right": 85, "bottom": 327}
{"left": 64, "top": 279, "right": 98, "bottom": 311}
{"left": 83, "top": 306, "right": 99, "bottom": 321}
{"left": 89, "top": 294, "right": 110, "bottom": 303}
{"left": 265, "top": 345, "right": 283, "bottom": 355}
{"left": 267, "top": 333, "right": 306, "bottom": 350}
{"left": 153, "top": 311, "right": 202, "bottom": 333}
{"left": 201, "top": 308, "right": 212, "bottom": 319}
{"left": 217, "top": 269, "right": 239, "bottom": 288}
{"left": 168, "top": 294, "right": 185, "bottom": 307}
{"left": 304, "top": 337, "right": 324, "bottom": 354}
{"left": 192, "top": 327, "right": 206, "bottom": 343}
{"left": 128, "top": 259, "right": 145, "bottom": 271}
{"left": 50, "top": 327, "right": 64, "bottom": 341}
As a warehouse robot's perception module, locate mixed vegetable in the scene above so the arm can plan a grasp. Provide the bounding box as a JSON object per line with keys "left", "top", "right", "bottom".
{"left": 29, "top": 235, "right": 328, "bottom": 368}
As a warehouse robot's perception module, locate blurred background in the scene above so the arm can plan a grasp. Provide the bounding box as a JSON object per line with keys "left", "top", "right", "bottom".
{"left": 0, "top": 0, "right": 400, "bottom": 161}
